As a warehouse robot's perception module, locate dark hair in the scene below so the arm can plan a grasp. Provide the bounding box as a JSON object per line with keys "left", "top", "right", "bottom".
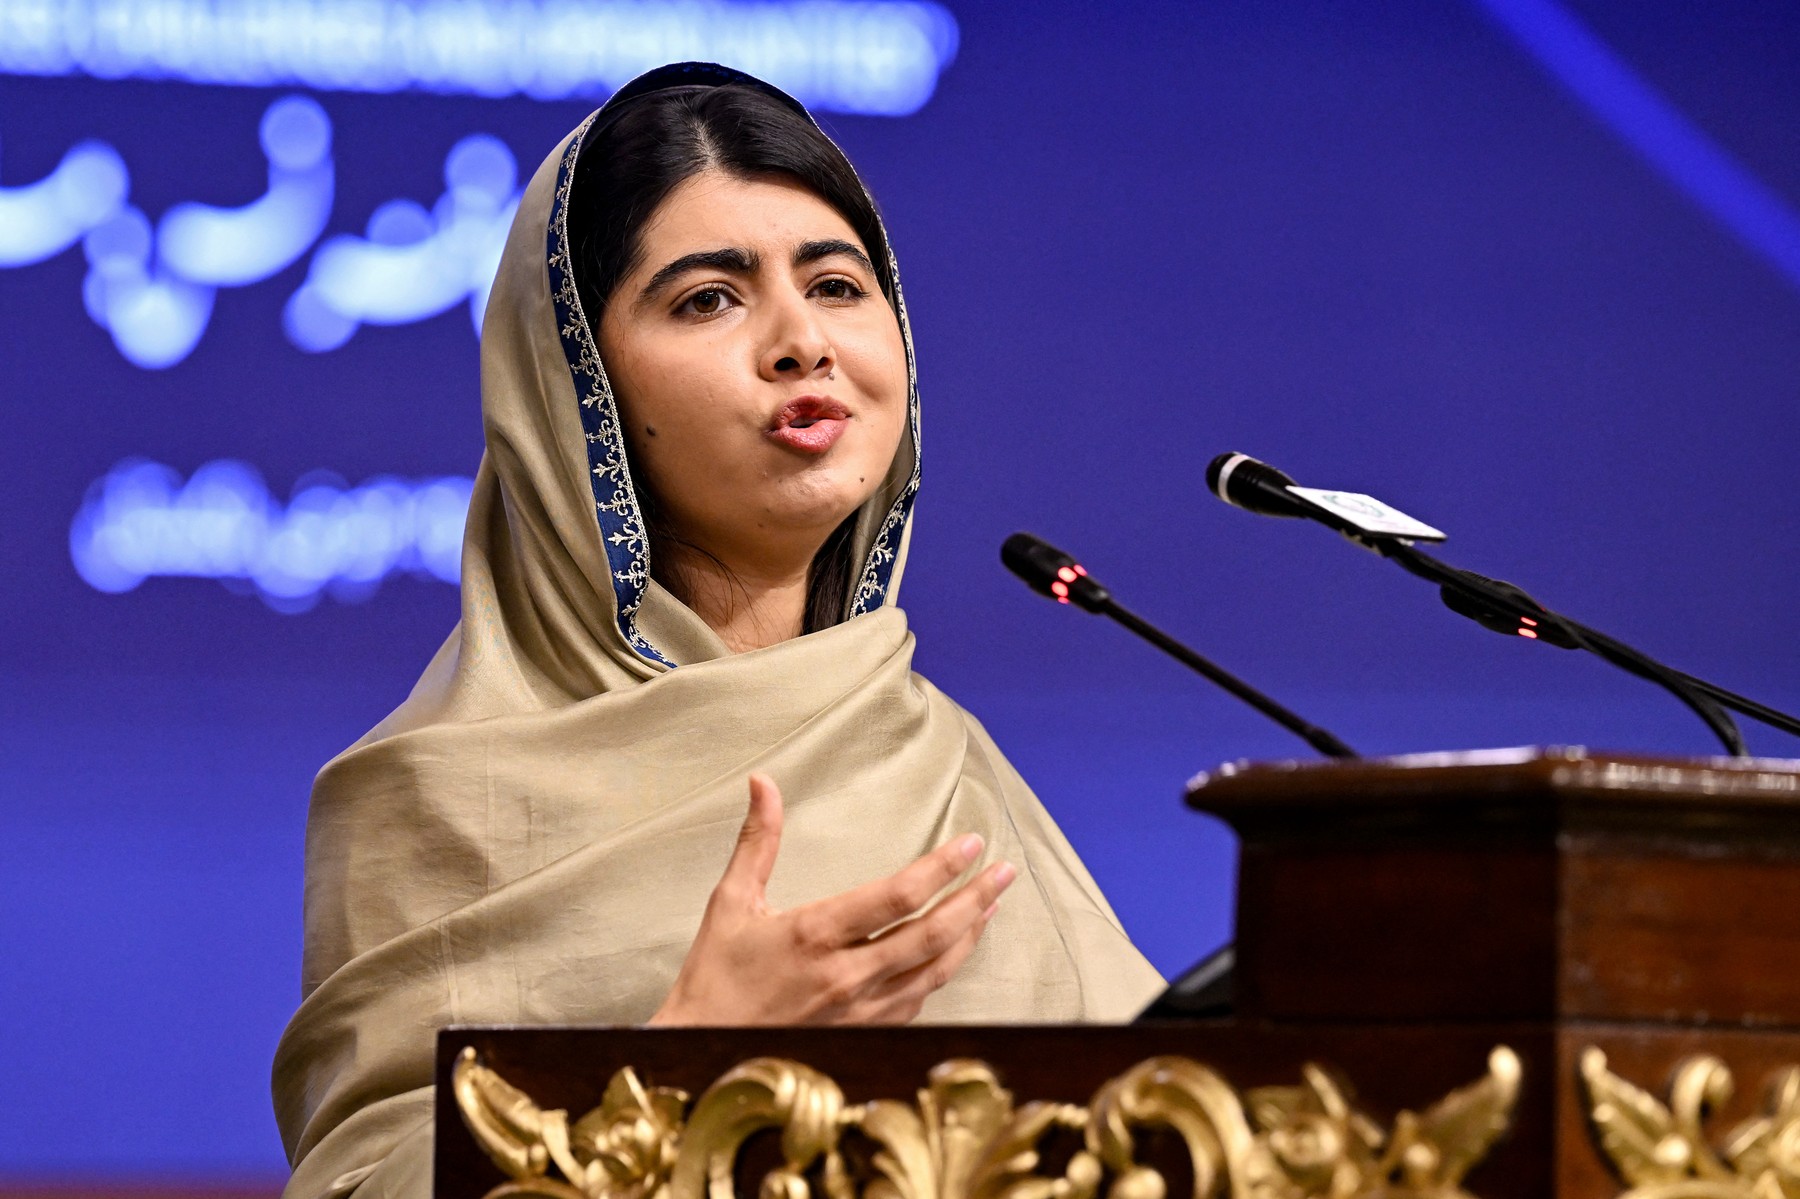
{"left": 569, "top": 84, "right": 894, "bottom": 634}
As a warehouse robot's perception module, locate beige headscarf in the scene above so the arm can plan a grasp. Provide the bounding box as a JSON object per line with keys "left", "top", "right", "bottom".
{"left": 272, "top": 63, "right": 1163, "bottom": 1199}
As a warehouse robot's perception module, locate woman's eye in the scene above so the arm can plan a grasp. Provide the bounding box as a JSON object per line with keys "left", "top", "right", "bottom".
{"left": 684, "top": 288, "right": 728, "bottom": 315}
{"left": 814, "top": 278, "right": 867, "bottom": 301}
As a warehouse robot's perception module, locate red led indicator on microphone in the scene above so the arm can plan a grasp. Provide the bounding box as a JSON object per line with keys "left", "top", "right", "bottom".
{"left": 1519, "top": 628, "right": 1539, "bottom": 640}
{"left": 1050, "top": 580, "right": 1069, "bottom": 598}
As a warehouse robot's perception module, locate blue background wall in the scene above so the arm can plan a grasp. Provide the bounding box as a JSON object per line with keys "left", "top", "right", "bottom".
{"left": 2, "top": 0, "right": 1796, "bottom": 1182}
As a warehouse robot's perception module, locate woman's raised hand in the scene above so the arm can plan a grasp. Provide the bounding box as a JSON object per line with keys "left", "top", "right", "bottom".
{"left": 646, "top": 773, "right": 1015, "bottom": 1026}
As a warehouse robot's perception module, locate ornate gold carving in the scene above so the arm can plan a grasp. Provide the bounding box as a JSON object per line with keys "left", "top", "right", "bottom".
{"left": 1579, "top": 1046, "right": 1800, "bottom": 1198}
{"left": 454, "top": 1046, "right": 690, "bottom": 1199}
{"left": 453, "top": 1045, "right": 1520, "bottom": 1199}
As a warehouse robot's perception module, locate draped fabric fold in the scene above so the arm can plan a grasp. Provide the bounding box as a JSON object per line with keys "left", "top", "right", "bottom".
{"left": 272, "top": 63, "right": 1163, "bottom": 1199}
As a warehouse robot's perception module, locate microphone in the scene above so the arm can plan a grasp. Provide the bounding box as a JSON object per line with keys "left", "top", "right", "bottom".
{"left": 1207, "top": 451, "right": 1447, "bottom": 543}
{"left": 1438, "top": 572, "right": 1581, "bottom": 650}
{"left": 1430, "top": 568, "right": 1795, "bottom": 740}
{"left": 1205, "top": 453, "right": 1800, "bottom": 754}
{"left": 1000, "top": 533, "right": 1112, "bottom": 612}
{"left": 1205, "top": 452, "right": 1311, "bottom": 519}
{"left": 1001, "top": 532, "right": 1357, "bottom": 759}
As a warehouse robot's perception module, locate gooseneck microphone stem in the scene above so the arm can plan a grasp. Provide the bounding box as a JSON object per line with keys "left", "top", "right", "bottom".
{"left": 1664, "top": 674, "right": 1800, "bottom": 741}
{"left": 1000, "top": 532, "right": 1358, "bottom": 759}
{"left": 1100, "top": 598, "right": 1359, "bottom": 759}
{"left": 1378, "top": 539, "right": 1750, "bottom": 758}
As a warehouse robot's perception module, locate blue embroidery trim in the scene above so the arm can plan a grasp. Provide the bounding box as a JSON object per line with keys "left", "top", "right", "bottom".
{"left": 848, "top": 248, "right": 921, "bottom": 617}
{"left": 545, "top": 115, "right": 673, "bottom": 667}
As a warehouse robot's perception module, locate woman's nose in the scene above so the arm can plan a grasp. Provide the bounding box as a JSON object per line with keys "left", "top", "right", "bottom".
{"left": 760, "top": 296, "right": 834, "bottom": 381}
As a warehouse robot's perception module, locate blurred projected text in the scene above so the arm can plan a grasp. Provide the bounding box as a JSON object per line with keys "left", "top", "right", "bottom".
{"left": 1, "top": 1, "right": 956, "bottom": 369}
{"left": 5, "top": 96, "right": 519, "bottom": 366}
{"left": 72, "top": 460, "right": 472, "bottom": 612}
{"left": 0, "top": 0, "right": 958, "bottom": 115}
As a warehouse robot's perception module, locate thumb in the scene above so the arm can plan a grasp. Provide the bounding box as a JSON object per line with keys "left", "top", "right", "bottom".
{"left": 720, "top": 772, "right": 784, "bottom": 900}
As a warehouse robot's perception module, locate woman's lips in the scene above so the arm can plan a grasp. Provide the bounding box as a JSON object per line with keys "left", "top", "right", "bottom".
{"left": 766, "top": 397, "right": 850, "bottom": 455}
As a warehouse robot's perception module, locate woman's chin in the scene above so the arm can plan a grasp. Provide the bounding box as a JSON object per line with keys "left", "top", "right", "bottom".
{"left": 774, "top": 498, "right": 869, "bottom": 541}
{"left": 769, "top": 466, "right": 883, "bottom": 522}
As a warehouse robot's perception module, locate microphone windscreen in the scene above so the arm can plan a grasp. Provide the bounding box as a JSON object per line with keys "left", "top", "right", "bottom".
{"left": 1206, "top": 452, "right": 1308, "bottom": 518}
{"left": 1000, "top": 532, "right": 1046, "bottom": 582}
{"left": 1000, "top": 533, "right": 1111, "bottom": 611}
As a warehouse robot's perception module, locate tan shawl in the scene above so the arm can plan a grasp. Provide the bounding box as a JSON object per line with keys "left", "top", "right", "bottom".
{"left": 272, "top": 63, "right": 1163, "bottom": 1199}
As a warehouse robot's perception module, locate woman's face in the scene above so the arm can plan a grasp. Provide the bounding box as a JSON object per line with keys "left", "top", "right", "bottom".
{"left": 598, "top": 169, "right": 908, "bottom": 573}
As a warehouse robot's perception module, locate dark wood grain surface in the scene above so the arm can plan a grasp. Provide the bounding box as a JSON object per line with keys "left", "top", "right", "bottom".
{"left": 1192, "top": 749, "right": 1800, "bottom": 1026}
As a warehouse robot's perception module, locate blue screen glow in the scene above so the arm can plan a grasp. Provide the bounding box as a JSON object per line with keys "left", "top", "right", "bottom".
{"left": 286, "top": 131, "right": 519, "bottom": 350}
{"left": 70, "top": 459, "right": 471, "bottom": 610}
{"left": 0, "top": 0, "right": 959, "bottom": 114}
{"left": 0, "top": 135, "right": 127, "bottom": 265}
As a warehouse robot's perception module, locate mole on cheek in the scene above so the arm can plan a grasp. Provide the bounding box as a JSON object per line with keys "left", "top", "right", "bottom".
{"left": 645, "top": 425, "right": 658, "bottom": 437}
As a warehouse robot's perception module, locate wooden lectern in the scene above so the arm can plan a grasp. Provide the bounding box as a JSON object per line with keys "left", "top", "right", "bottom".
{"left": 435, "top": 749, "right": 1800, "bottom": 1199}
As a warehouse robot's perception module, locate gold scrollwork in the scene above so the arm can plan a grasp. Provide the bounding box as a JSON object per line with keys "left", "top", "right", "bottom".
{"left": 453, "top": 1044, "right": 1520, "bottom": 1199}
{"left": 1580, "top": 1046, "right": 1800, "bottom": 1199}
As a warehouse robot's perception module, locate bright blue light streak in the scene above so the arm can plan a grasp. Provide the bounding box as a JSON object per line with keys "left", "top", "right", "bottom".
{"left": 71, "top": 459, "right": 471, "bottom": 612}
{"left": 0, "top": 0, "right": 959, "bottom": 117}
{"left": 285, "top": 132, "right": 519, "bottom": 351}
{"left": 1472, "top": 0, "right": 1800, "bottom": 293}
{"left": 22, "top": 98, "right": 519, "bottom": 365}
{"left": 158, "top": 95, "right": 334, "bottom": 286}
{"left": 0, "top": 137, "right": 129, "bottom": 265}
{"left": 72, "top": 95, "right": 333, "bottom": 366}
{"left": 80, "top": 226, "right": 216, "bottom": 368}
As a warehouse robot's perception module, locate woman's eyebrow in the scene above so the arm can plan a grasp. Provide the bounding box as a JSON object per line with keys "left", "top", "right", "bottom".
{"left": 636, "top": 246, "right": 760, "bottom": 307}
{"left": 793, "top": 238, "right": 875, "bottom": 274}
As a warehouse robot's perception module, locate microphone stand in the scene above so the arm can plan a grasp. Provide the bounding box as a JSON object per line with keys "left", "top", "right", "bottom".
{"left": 1100, "top": 598, "right": 1358, "bottom": 760}
{"left": 1374, "top": 539, "right": 1751, "bottom": 757}
{"left": 1203, "top": 451, "right": 1790, "bottom": 756}
{"left": 1001, "top": 532, "right": 1358, "bottom": 759}
{"left": 1662, "top": 673, "right": 1800, "bottom": 742}
{"left": 1000, "top": 530, "right": 1349, "bottom": 1024}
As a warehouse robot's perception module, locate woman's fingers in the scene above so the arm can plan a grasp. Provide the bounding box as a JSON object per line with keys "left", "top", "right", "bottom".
{"left": 718, "top": 773, "right": 785, "bottom": 902}
{"left": 809, "top": 832, "right": 987, "bottom": 945}
{"left": 870, "top": 902, "right": 996, "bottom": 1018}
{"left": 861, "top": 861, "right": 1015, "bottom": 982}
{"left": 665, "top": 789, "right": 1012, "bottom": 1026}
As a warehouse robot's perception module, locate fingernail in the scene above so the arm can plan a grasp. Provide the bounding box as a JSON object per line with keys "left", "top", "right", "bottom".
{"left": 956, "top": 834, "right": 983, "bottom": 864}
{"left": 994, "top": 862, "right": 1017, "bottom": 887}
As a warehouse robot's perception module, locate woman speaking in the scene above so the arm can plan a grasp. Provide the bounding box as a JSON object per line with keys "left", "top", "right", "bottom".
{"left": 273, "top": 62, "right": 1163, "bottom": 1199}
